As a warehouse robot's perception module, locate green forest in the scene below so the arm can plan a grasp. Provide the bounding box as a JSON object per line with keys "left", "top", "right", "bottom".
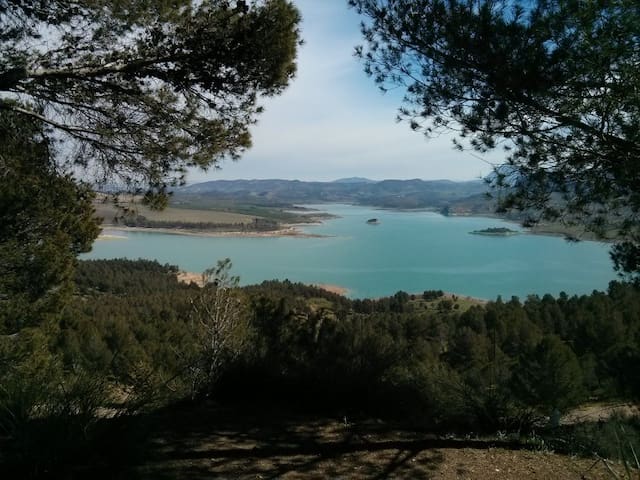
{"left": 3, "top": 0, "right": 640, "bottom": 477}
{"left": 1, "top": 259, "right": 639, "bottom": 476}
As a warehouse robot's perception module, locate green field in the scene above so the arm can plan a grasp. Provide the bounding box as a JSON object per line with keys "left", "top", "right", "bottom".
{"left": 94, "top": 193, "right": 333, "bottom": 228}
{"left": 94, "top": 201, "right": 257, "bottom": 226}
{"left": 172, "top": 195, "right": 335, "bottom": 223}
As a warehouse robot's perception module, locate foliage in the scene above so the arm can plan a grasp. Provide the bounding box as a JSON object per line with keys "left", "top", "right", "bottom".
{"left": 423, "top": 289, "right": 445, "bottom": 301}
{"left": 1, "top": 7, "right": 301, "bottom": 465}
{"left": 224, "top": 278, "right": 639, "bottom": 430}
{"left": 0, "top": 1, "right": 300, "bottom": 337}
{"left": 0, "top": 0, "right": 301, "bottom": 194}
{"left": 63, "top": 259, "right": 199, "bottom": 409}
{"left": 350, "top": 0, "right": 640, "bottom": 277}
{"left": 0, "top": 326, "right": 109, "bottom": 476}
{"left": 513, "top": 334, "right": 584, "bottom": 412}
{"left": 0, "top": 110, "right": 100, "bottom": 333}
{"left": 545, "top": 415, "right": 640, "bottom": 468}
{"left": 35, "top": 262, "right": 640, "bottom": 423}
{"left": 3, "top": 260, "right": 640, "bottom": 474}
{"left": 0, "top": 327, "right": 62, "bottom": 439}
{"left": 118, "top": 215, "right": 279, "bottom": 232}
{"left": 183, "top": 259, "right": 250, "bottom": 398}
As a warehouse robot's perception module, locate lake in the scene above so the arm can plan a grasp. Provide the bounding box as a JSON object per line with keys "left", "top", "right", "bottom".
{"left": 84, "top": 204, "right": 617, "bottom": 300}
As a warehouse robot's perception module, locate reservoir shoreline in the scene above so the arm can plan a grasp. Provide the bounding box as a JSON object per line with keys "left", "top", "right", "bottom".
{"left": 99, "top": 224, "right": 327, "bottom": 239}
{"left": 100, "top": 205, "right": 612, "bottom": 244}
{"left": 87, "top": 204, "right": 615, "bottom": 301}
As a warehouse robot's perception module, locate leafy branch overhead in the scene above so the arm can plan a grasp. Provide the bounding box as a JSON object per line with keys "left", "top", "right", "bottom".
{"left": 0, "top": 0, "right": 301, "bottom": 191}
{"left": 350, "top": 0, "right": 640, "bottom": 276}
{"left": 0, "top": 0, "right": 299, "bottom": 330}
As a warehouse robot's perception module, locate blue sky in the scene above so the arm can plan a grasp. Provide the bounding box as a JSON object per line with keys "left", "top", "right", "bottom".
{"left": 188, "top": 0, "right": 498, "bottom": 184}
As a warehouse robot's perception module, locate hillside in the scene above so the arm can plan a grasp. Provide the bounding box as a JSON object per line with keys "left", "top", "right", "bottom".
{"left": 176, "top": 178, "right": 488, "bottom": 210}
{"left": 93, "top": 193, "right": 334, "bottom": 234}
{"left": 2, "top": 259, "right": 639, "bottom": 478}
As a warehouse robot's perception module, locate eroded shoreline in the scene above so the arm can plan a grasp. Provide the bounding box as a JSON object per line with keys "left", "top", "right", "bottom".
{"left": 176, "top": 271, "right": 349, "bottom": 296}
{"left": 98, "top": 224, "right": 326, "bottom": 239}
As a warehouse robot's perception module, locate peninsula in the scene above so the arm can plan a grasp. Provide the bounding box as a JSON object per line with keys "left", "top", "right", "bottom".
{"left": 469, "top": 227, "right": 519, "bottom": 236}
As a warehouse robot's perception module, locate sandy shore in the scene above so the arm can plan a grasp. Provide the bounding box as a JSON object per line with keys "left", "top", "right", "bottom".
{"left": 175, "top": 272, "right": 479, "bottom": 302}
{"left": 176, "top": 272, "right": 205, "bottom": 287}
{"left": 99, "top": 225, "right": 326, "bottom": 239}
{"left": 313, "top": 283, "right": 349, "bottom": 296}
{"left": 176, "top": 272, "right": 349, "bottom": 296}
{"left": 98, "top": 232, "right": 129, "bottom": 240}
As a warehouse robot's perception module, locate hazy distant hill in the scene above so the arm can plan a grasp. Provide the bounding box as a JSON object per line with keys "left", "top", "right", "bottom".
{"left": 177, "top": 178, "right": 490, "bottom": 210}
{"left": 331, "top": 177, "right": 377, "bottom": 184}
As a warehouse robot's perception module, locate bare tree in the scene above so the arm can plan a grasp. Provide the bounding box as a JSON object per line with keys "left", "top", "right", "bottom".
{"left": 186, "top": 259, "right": 249, "bottom": 398}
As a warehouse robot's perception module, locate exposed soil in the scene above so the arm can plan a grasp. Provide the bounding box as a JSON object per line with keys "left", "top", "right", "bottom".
{"left": 562, "top": 402, "right": 640, "bottom": 425}
{"left": 176, "top": 273, "right": 349, "bottom": 295}
{"left": 124, "top": 405, "right": 625, "bottom": 480}
{"left": 313, "top": 283, "right": 350, "bottom": 296}
{"left": 177, "top": 271, "right": 205, "bottom": 287}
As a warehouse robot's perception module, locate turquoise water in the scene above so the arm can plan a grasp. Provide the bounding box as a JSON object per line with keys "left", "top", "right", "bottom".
{"left": 84, "top": 204, "right": 617, "bottom": 300}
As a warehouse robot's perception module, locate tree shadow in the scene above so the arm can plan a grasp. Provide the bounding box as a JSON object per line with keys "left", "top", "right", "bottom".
{"left": 1, "top": 401, "right": 531, "bottom": 479}
{"left": 78, "top": 402, "right": 526, "bottom": 479}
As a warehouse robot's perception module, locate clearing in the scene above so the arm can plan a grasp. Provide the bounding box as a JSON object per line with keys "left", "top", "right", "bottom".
{"left": 100, "top": 404, "right": 625, "bottom": 479}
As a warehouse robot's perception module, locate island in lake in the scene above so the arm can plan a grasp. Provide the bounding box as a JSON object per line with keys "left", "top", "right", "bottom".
{"left": 469, "top": 227, "right": 519, "bottom": 236}
{"left": 366, "top": 218, "right": 380, "bottom": 224}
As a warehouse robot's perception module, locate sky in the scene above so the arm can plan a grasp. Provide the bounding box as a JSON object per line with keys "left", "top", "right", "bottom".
{"left": 188, "top": 0, "right": 499, "bottom": 184}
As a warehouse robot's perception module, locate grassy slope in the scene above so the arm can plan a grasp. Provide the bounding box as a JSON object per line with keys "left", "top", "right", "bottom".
{"left": 95, "top": 202, "right": 256, "bottom": 226}
{"left": 94, "top": 197, "right": 332, "bottom": 228}
{"left": 172, "top": 195, "right": 334, "bottom": 223}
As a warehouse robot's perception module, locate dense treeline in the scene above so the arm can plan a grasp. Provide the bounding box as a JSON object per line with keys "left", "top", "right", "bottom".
{"left": 226, "top": 281, "right": 640, "bottom": 431}
{"left": 117, "top": 216, "right": 280, "bottom": 232}
{"left": 57, "top": 261, "right": 640, "bottom": 420}
{"left": 1, "top": 259, "right": 639, "bottom": 475}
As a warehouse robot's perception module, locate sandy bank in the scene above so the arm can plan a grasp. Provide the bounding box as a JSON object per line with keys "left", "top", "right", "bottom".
{"left": 97, "top": 233, "right": 128, "bottom": 240}
{"left": 175, "top": 272, "right": 482, "bottom": 303}
{"left": 313, "top": 284, "right": 349, "bottom": 296}
{"left": 176, "top": 272, "right": 205, "bottom": 287}
{"left": 100, "top": 225, "right": 326, "bottom": 239}
{"left": 176, "top": 272, "right": 349, "bottom": 296}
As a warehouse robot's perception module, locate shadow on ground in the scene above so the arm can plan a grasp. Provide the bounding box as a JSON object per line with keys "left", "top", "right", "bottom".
{"left": 72, "top": 401, "right": 529, "bottom": 480}
{"left": 1, "top": 401, "right": 622, "bottom": 479}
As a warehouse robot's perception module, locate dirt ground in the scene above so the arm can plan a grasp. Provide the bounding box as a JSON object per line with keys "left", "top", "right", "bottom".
{"left": 562, "top": 402, "right": 640, "bottom": 425}
{"left": 129, "top": 406, "right": 626, "bottom": 480}
{"left": 176, "top": 272, "right": 350, "bottom": 296}
{"left": 177, "top": 271, "right": 206, "bottom": 287}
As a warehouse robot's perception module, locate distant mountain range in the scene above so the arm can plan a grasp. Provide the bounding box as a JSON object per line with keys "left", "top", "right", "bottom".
{"left": 331, "top": 177, "right": 377, "bottom": 184}
{"left": 177, "top": 178, "right": 495, "bottom": 213}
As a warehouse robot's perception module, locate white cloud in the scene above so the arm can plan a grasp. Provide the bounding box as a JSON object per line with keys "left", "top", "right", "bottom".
{"left": 187, "top": 0, "right": 501, "bottom": 184}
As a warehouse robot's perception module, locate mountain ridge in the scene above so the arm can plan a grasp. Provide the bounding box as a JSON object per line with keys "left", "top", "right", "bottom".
{"left": 177, "top": 178, "right": 492, "bottom": 212}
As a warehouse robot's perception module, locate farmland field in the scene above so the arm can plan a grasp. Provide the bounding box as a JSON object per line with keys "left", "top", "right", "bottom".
{"left": 94, "top": 201, "right": 258, "bottom": 226}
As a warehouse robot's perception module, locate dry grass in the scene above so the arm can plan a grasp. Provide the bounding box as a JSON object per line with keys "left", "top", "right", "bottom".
{"left": 176, "top": 272, "right": 205, "bottom": 287}
{"left": 562, "top": 402, "right": 640, "bottom": 425}
{"left": 409, "top": 294, "right": 487, "bottom": 314}
{"left": 94, "top": 201, "right": 256, "bottom": 226}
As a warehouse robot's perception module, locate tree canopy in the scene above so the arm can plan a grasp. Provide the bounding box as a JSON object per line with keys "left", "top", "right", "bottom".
{"left": 0, "top": 109, "right": 100, "bottom": 333}
{"left": 349, "top": 0, "right": 640, "bottom": 276}
{"left": 0, "top": 0, "right": 300, "bottom": 328}
{"left": 0, "top": 0, "right": 301, "bottom": 195}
